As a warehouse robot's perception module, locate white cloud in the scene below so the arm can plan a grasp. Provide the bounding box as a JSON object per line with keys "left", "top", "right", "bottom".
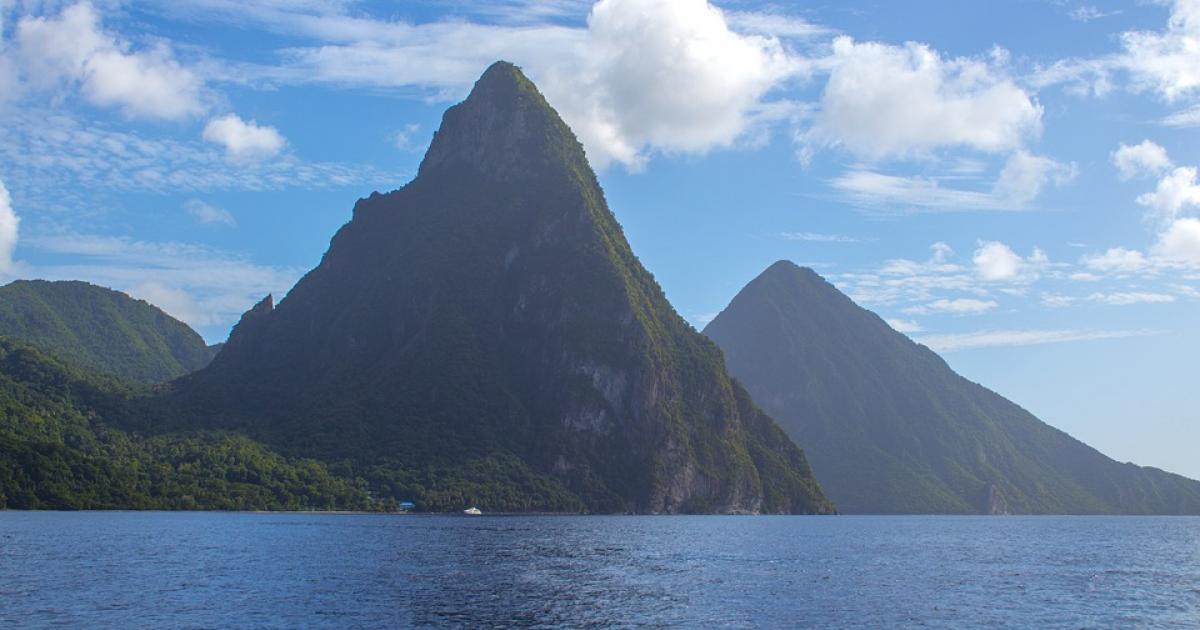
{"left": 723, "top": 10, "right": 829, "bottom": 39}
{"left": 1027, "top": 56, "right": 1114, "bottom": 98}
{"left": 1042, "top": 293, "right": 1076, "bottom": 308}
{"left": 126, "top": 281, "right": 209, "bottom": 326}
{"left": 1162, "top": 105, "right": 1200, "bottom": 127}
{"left": 1171, "top": 282, "right": 1200, "bottom": 297}
{"left": 830, "top": 152, "right": 1072, "bottom": 213}
{"left": 1154, "top": 217, "right": 1200, "bottom": 265}
{"left": 1069, "top": 6, "right": 1122, "bottom": 22}
{"left": 885, "top": 318, "right": 923, "bottom": 333}
{"left": 916, "top": 328, "right": 1154, "bottom": 352}
{"left": 545, "top": 0, "right": 798, "bottom": 169}
{"left": 196, "top": 0, "right": 801, "bottom": 171}
{"left": 185, "top": 199, "right": 236, "bottom": 227}
{"left": 1137, "top": 166, "right": 1200, "bottom": 224}
{"left": 993, "top": 150, "right": 1076, "bottom": 203}
{"left": 779, "top": 231, "right": 864, "bottom": 243}
{"left": 829, "top": 170, "right": 1021, "bottom": 213}
{"left": 1120, "top": 0, "right": 1200, "bottom": 101}
{"left": 391, "top": 123, "right": 424, "bottom": 152}
{"left": 1088, "top": 291, "right": 1176, "bottom": 305}
{"left": 0, "top": 110, "right": 394, "bottom": 195}
{"left": 930, "top": 241, "right": 954, "bottom": 263}
{"left": 1112, "top": 140, "right": 1173, "bottom": 180}
{"left": 902, "top": 297, "right": 998, "bottom": 315}
{"left": 1082, "top": 247, "right": 1150, "bottom": 273}
{"left": 12, "top": 2, "right": 205, "bottom": 119}
{"left": 202, "top": 114, "right": 287, "bottom": 160}
{"left": 807, "top": 37, "right": 1042, "bottom": 158}
{"left": 0, "top": 180, "right": 18, "bottom": 274}
{"left": 23, "top": 231, "right": 301, "bottom": 332}
{"left": 973, "top": 241, "right": 1024, "bottom": 280}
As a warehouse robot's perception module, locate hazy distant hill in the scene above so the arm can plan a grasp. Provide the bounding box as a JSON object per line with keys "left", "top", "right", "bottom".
{"left": 704, "top": 261, "right": 1200, "bottom": 514}
{"left": 168, "top": 62, "right": 831, "bottom": 515}
{"left": 0, "top": 280, "right": 218, "bottom": 384}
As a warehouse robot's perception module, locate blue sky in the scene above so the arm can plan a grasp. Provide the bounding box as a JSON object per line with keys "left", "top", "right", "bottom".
{"left": 1, "top": 0, "right": 1198, "bottom": 478}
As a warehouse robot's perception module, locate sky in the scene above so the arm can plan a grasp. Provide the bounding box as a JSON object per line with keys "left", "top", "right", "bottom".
{"left": 0, "top": 0, "right": 1198, "bottom": 478}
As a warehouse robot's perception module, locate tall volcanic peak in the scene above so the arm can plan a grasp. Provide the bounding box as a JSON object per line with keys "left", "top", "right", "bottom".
{"left": 705, "top": 261, "right": 1200, "bottom": 515}
{"left": 172, "top": 63, "right": 831, "bottom": 515}
{"left": 417, "top": 61, "right": 592, "bottom": 185}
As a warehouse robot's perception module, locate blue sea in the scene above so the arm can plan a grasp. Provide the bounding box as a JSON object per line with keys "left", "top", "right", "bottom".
{"left": 1, "top": 513, "right": 1197, "bottom": 628}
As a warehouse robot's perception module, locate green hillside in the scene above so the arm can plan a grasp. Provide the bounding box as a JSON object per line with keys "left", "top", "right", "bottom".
{"left": 0, "top": 280, "right": 218, "bottom": 384}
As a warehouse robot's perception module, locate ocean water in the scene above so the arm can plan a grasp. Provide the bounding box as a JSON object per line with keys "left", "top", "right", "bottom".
{"left": 0, "top": 513, "right": 1197, "bottom": 628}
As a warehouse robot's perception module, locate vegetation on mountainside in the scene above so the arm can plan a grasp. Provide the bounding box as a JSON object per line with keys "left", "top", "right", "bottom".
{"left": 0, "top": 337, "right": 372, "bottom": 510}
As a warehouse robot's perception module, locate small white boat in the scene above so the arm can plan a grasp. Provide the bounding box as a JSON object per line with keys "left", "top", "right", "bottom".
{"left": 463, "top": 507, "right": 482, "bottom": 515}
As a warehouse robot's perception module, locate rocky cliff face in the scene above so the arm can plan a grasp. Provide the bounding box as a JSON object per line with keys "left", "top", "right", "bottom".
{"left": 175, "top": 62, "right": 831, "bottom": 514}
{"left": 705, "top": 260, "right": 1200, "bottom": 515}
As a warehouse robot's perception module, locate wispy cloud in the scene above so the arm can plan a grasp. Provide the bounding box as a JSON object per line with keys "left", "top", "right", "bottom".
{"left": 1162, "top": 105, "right": 1200, "bottom": 128}
{"left": 779, "top": 231, "right": 865, "bottom": 243}
{"left": 829, "top": 170, "right": 1019, "bottom": 213}
{"left": 21, "top": 231, "right": 301, "bottom": 335}
{"left": 902, "top": 297, "right": 998, "bottom": 315}
{"left": 1087, "top": 291, "right": 1176, "bottom": 305}
{"left": 885, "top": 318, "right": 923, "bottom": 333}
{"left": 1068, "top": 6, "right": 1122, "bottom": 22}
{"left": 184, "top": 199, "right": 236, "bottom": 227}
{"left": 0, "top": 110, "right": 400, "bottom": 197}
{"left": 916, "top": 328, "right": 1156, "bottom": 352}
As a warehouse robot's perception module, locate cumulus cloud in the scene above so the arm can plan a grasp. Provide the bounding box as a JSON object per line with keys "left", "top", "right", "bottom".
{"left": 0, "top": 180, "right": 19, "bottom": 274}
{"left": 1112, "top": 140, "right": 1173, "bottom": 180}
{"left": 1154, "top": 217, "right": 1200, "bottom": 265}
{"left": 202, "top": 114, "right": 287, "bottom": 160}
{"left": 185, "top": 199, "right": 236, "bottom": 227}
{"left": 1082, "top": 247, "right": 1150, "bottom": 273}
{"left": 993, "top": 150, "right": 1076, "bottom": 203}
{"left": 11, "top": 2, "right": 205, "bottom": 119}
{"left": 1120, "top": 0, "right": 1200, "bottom": 101}
{"left": 539, "top": 0, "right": 798, "bottom": 169}
{"left": 973, "top": 241, "right": 1024, "bottom": 280}
{"left": 806, "top": 37, "right": 1042, "bottom": 158}
{"left": 1137, "top": 166, "right": 1200, "bottom": 224}
{"left": 193, "top": 0, "right": 801, "bottom": 170}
